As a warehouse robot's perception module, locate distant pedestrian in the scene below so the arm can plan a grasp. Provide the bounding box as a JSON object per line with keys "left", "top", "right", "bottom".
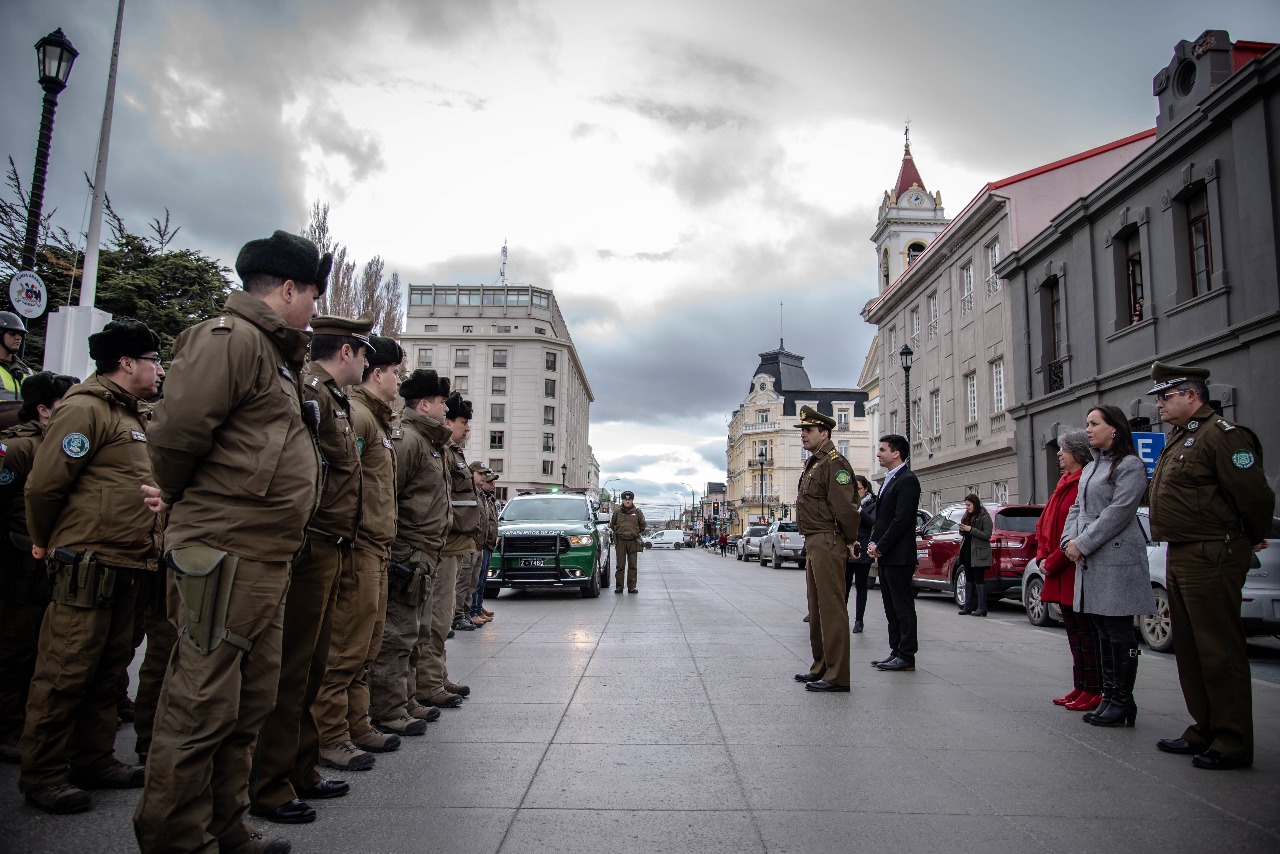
{"left": 1148, "top": 361, "right": 1275, "bottom": 770}
{"left": 1036, "top": 429, "right": 1101, "bottom": 711}
{"left": 955, "top": 495, "right": 992, "bottom": 617}
{"left": 1062, "top": 405, "right": 1154, "bottom": 729}
{"left": 868, "top": 434, "right": 921, "bottom": 673}
{"left": 718, "top": 532, "right": 728, "bottom": 556}
{"left": 846, "top": 475, "right": 876, "bottom": 633}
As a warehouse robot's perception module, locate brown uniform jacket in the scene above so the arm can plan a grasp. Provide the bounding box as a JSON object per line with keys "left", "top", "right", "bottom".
{"left": 26, "top": 375, "right": 159, "bottom": 569}
{"left": 1149, "top": 405, "right": 1275, "bottom": 544}
{"left": 349, "top": 386, "right": 397, "bottom": 557}
{"left": 795, "top": 439, "right": 860, "bottom": 544}
{"left": 484, "top": 490, "right": 499, "bottom": 549}
{"left": 472, "top": 485, "right": 490, "bottom": 552}
{"left": 609, "top": 506, "right": 646, "bottom": 540}
{"left": 0, "top": 420, "right": 45, "bottom": 542}
{"left": 391, "top": 408, "right": 452, "bottom": 562}
{"left": 304, "top": 362, "right": 361, "bottom": 540}
{"left": 442, "top": 441, "right": 482, "bottom": 557}
{"left": 148, "top": 290, "right": 321, "bottom": 561}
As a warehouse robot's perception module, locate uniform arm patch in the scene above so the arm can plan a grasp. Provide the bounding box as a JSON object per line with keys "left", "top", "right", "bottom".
{"left": 1232, "top": 450, "right": 1255, "bottom": 469}
{"left": 61, "top": 432, "right": 91, "bottom": 458}
{"left": 835, "top": 470, "right": 851, "bottom": 485}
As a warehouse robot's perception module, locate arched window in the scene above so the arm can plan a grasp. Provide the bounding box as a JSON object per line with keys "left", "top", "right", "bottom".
{"left": 907, "top": 242, "right": 926, "bottom": 265}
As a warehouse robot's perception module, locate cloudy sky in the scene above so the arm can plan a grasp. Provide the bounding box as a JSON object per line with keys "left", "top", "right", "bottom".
{"left": 4, "top": 0, "right": 1278, "bottom": 517}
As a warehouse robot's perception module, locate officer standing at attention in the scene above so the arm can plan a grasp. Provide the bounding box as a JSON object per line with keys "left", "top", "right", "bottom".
{"left": 0, "top": 311, "right": 32, "bottom": 402}
{"left": 314, "top": 335, "right": 405, "bottom": 766}
{"left": 471, "top": 468, "right": 500, "bottom": 623}
{"left": 250, "top": 314, "right": 374, "bottom": 822}
{"left": 368, "top": 369, "right": 451, "bottom": 736}
{"left": 20, "top": 320, "right": 163, "bottom": 812}
{"left": 610, "top": 491, "right": 645, "bottom": 593}
{"left": 791, "top": 406, "right": 860, "bottom": 693}
{"left": 0, "top": 372, "right": 77, "bottom": 765}
{"left": 135, "top": 230, "right": 326, "bottom": 854}
{"left": 1148, "top": 361, "right": 1275, "bottom": 771}
{"left": 457, "top": 461, "right": 493, "bottom": 626}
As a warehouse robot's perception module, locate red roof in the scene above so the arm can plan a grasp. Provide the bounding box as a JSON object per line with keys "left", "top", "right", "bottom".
{"left": 1232, "top": 40, "right": 1277, "bottom": 71}
{"left": 893, "top": 141, "right": 927, "bottom": 199}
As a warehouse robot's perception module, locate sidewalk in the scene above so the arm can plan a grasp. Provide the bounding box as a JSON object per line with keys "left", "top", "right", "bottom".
{"left": 3, "top": 547, "right": 1278, "bottom": 853}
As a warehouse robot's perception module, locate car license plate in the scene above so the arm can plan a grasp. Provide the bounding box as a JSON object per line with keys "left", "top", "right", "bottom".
{"left": 520, "top": 558, "right": 545, "bottom": 567}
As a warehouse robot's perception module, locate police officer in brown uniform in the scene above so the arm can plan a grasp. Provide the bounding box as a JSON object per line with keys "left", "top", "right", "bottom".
{"left": 1148, "top": 361, "right": 1275, "bottom": 770}
{"left": 135, "top": 231, "right": 326, "bottom": 854}
{"left": 610, "top": 492, "right": 645, "bottom": 593}
{"left": 454, "top": 460, "right": 492, "bottom": 627}
{"left": 314, "top": 335, "right": 405, "bottom": 766}
{"left": 472, "top": 468, "right": 500, "bottom": 622}
{"left": 369, "top": 370, "right": 451, "bottom": 734}
{"left": 20, "top": 320, "right": 163, "bottom": 812}
{"left": 250, "top": 314, "right": 374, "bottom": 822}
{"left": 791, "top": 406, "right": 860, "bottom": 693}
{"left": 0, "top": 372, "right": 77, "bottom": 765}
{"left": 416, "top": 393, "right": 477, "bottom": 706}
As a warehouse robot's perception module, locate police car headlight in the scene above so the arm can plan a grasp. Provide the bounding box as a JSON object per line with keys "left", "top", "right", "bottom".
{"left": 567, "top": 535, "right": 593, "bottom": 546}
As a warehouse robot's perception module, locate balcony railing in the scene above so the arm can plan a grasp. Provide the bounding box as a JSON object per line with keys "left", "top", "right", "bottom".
{"left": 961, "top": 292, "right": 973, "bottom": 314}
{"left": 1046, "top": 357, "right": 1067, "bottom": 393}
{"left": 986, "top": 274, "right": 1001, "bottom": 296}
{"left": 910, "top": 333, "right": 921, "bottom": 349}
{"left": 928, "top": 320, "right": 938, "bottom": 339}
{"left": 964, "top": 422, "right": 978, "bottom": 442}
{"left": 990, "top": 412, "right": 1007, "bottom": 433}
{"left": 742, "top": 421, "right": 780, "bottom": 434}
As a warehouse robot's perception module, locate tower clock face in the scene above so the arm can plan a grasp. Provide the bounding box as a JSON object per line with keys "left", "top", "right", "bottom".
{"left": 907, "top": 192, "right": 925, "bottom": 207}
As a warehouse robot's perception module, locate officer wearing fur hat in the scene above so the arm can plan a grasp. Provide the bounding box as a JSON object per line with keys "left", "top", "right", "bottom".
{"left": 368, "top": 369, "right": 452, "bottom": 736}
{"left": 791, "top": 405, "right": 860, "bottom": 693}
{"left": 251, "top": 314, "right": 374, "bottom": 822}
{"left": 136, "top": 230, "right": 326, "bottom": 854}
{"left": 610, "top": 492, "right": 646, "bottom": 593}
{"left": 0, "top": 372, "right": 78, "bottom": 766}
{"left": 1148, "top": 361, "right": 1275, "bottom": 771}
{"left": 313, "top": 334, "right": 405, "bottom": 768}
{"left": 20, "top": 320, "right": 163, "bottom": 813}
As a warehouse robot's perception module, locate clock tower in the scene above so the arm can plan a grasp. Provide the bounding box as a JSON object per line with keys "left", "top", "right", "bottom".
{"left": 870, "top": 127, "right": 950, "bottom": 293}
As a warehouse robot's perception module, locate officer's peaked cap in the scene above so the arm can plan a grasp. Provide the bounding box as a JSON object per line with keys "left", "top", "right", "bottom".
{"left": 445, "top": 392, "right": 473, "bottom": 421}
{"left": 399, "top": 369, "right": 449, "bottom": 401}
{"left": 1147, "top": 360, "right": 1211, "bottom": 395}
{"left": 88, "top": 318, "right": 162, "bottom": 363}
{"left": 235, "top": 230, "right": 333, "bottom": 295}
{"left": 795, "top": 404, "right": 836, "bottom": 430}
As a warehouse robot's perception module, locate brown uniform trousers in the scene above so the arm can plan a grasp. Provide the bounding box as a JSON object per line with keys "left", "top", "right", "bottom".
{"left": 250, "top": 536, "right": 344, "bottom": 811}
{"left": 133, "top": 569, "right": 179, "bottom": 759}
{"left": 20, "top": 566, "right": 140, "bottom": 790}
{"left": 414, "top": 553, "right": 461, "bottom": 701}
{"left": 1167, "top": 540, "right": 1254, "bottom": 763}
{"left": 314, "top": 545, "right": 387, "bottom": 746}
{"left": 615, "top": 540, "right": 640, "bottom": 590}
{"left": 0, "top": 540, "right": 48, "bottom": 749}
{"left": 804, "top": 532, "right": 850, "bottom": 686}
{"left": 134, "top": 557, "right": 290, "bottom": 854}
{"left": 369, "top": 559, "right": 433, "bottom": 720}
{"left": 454, "top": 550, "right": 483, "bottom": 621}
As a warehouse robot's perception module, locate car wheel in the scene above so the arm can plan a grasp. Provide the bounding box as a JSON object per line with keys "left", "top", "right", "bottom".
{"left": 1024, "top": 575, "right": 1055, "bottom": 627}
{"left": 952, "top": 566, "right": 968, "bottom": 608}
{"left": 581, "top": 567, "right": 601, "bottom": 598}
{"left": 1140, "top": 584, "right": 1174, "bottom": 652}
{"left": 735, "top": 550, "right": 742, "bottom": 561}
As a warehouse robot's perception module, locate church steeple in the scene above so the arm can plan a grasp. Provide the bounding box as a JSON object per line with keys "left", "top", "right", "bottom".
{"left": 869, "top": 124, "right": 950, "bottom": 293}
{"left": 893, "top": 125, "right": 927, "bottom": 200}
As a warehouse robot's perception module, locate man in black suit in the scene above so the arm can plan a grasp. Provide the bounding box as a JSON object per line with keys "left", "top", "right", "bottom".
{"left": 867, "top": 435, "right": 922, "bottom": 672}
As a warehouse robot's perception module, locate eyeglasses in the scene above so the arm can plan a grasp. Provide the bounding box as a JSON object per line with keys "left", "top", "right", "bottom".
{"left": 134, "top": 355, "right": 164, "bottom": 366}
{"left": 1155, "top": 389, "right": 1188, "bottom": 402}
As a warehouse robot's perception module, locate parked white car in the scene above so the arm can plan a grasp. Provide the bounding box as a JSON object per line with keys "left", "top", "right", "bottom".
{"left": 758, "top": 520, "right": 806, "bottom": 568}
{"left": 645, "top": 530, "right": 685, "bottom": 550}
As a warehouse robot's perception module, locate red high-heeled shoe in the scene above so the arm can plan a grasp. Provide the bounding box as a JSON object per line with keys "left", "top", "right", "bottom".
{"left": 1066, "top": 691, "right": 1102, "bottom": 711}
{"left": 1052, "top": 688, "right": 1082, "bottom": 706}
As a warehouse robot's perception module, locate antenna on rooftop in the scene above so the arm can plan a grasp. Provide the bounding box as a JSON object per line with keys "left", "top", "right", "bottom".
{"left": 779, "top": 301, "right": 784, "bottom": 350}
{"left": 499, "top": 239, "right": 508, "bottom": 287}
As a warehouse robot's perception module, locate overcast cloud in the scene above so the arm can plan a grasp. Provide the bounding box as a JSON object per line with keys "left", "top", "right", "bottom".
{"left": 4, "top": 0, "right": 1279, "bottom": 513}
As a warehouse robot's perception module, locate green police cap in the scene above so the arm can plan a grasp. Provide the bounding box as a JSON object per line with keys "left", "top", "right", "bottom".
{"left": 485, "top": 471, "right": 499, "bottom": 482}
{"left": 468, "top": 460, "right": 487, "bottom": 472}
{"left": 794, "top": 404, "right": 836, "bottom": 430}
{"left": 311, "top": 314, "right": 376, "bottom": 352}
{"left": 1147, "top": 360, "right": 1210, "bottom": 395}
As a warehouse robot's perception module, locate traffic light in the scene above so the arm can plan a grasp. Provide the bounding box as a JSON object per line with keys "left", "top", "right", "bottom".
{"left": 713, "top": 501, "right": 720, "bottom": 516}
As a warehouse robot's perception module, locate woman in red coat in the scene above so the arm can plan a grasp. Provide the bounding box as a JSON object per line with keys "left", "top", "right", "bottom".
{"left": 1036, "top": 429, "right": 1102, "bottom": 711}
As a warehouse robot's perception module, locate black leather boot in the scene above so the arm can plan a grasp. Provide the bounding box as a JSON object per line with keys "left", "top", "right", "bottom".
{"left": 972, "top": 582, "right": 988, "bottom": 617}
{"left": 1090, "top": 641, "right": 1139, "bottom": 727}
{"left": 1083, "top": 638, "right": 1115, "bottom": 723}
{"left": 957, "top": 574, "right": 973, "bottom": 615}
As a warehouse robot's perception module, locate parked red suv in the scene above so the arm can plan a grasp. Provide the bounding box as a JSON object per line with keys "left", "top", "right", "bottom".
{"left": 912, "top": 503, "right": 1044, "bottom": 609}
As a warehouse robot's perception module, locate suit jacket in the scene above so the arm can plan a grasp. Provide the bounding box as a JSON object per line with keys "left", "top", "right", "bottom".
{"left": 871, "top": 466, "right": 921, "bottom": 566}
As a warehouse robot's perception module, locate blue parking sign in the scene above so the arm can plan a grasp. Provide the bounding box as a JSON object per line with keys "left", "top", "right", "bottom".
{"left": 1133, "top": 432, "right": 1166, "bottom": 478}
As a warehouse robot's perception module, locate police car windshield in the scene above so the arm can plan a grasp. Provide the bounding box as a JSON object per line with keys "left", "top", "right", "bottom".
{"left": 501, "top": 497, "right": 590, "bottom": 522}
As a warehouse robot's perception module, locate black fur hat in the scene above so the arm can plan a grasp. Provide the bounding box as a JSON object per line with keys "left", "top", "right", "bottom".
{"left": 88, "top": 318, "right": 161, "bottom": 363}
{"left": 399, "top": 369, "right": 449, "bottom": 401}
{"left": 235, "top": 230, "right": 334, "bottom": 295}
{"left": 445, "top": 392, "right": 473, "bottom": 421}
{"left": 366, "top": 335, "right": 404, "bottom": 369}
{"left": 17, "top": 371, "right": 80, "bottom": 422}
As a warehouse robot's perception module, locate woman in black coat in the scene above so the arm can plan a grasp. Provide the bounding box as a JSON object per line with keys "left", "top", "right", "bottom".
{"left": 846, "top": 475, "right": 877, "bottom": 633}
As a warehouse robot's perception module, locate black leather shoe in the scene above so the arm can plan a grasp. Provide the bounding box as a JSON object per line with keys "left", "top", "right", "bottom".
{"left": 876, "top": 657, "right": 916, "bottom": 672}
{"left": 1192, "top": 749, "right": 1250, "bottom": 770}
{"left": 851, "top": 620, "right": 863, "bottom": 633}
{"left": 1156, "top": 738, "right": 1199, "bottom": 755}
{"left": 251, "top": 799, "right": 316, "bottom": 824}
{"left": 299, "top": 779, "right": 350, "bottom": 799}
{"left": 628, "top": 589, "right": 638, "bottom": 593}
{"left": 614, "top": 588, "right": 622, "bottom": 594}
{"left": 870, "top": 656, "right": 894, "bottom": 667}
{"left": 794, "top": 673, "right": 820, "bottom": 682}
{"left": 804, "top": 680, "right": 851, "bottom": 693}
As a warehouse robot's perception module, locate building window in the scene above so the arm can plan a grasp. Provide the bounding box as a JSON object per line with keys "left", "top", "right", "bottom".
{"left": 927, "top": 293, "right": 938, "bottom": 338}
{"left": 837, "top": 408, "right": 849, "bottom": 429}
{"left": 544, "top": 405, "right": 555, "bottom": 425}
{"left": 929, "top": 390, "right": 941, "bottom": 437}
{"left": 416, "top": 348, "right": 433, "bottom": 368}
{"left": 533, "top": 291, "right": 550, "bottom": 309}
{"left": 454, "top": 348, "right": 470, "bottom": 368}
{"left": 931, "top": 491, "right": 942, "bottom": 514}
{"left": 489, "top": 431, "right": 504, "bottom": 450}
{"left": 494, "top": 325, "right": 511, "bottom": 333}
{"left": 545, "top": 379, "right": 556, "bottom": 398}
{"left": 534, "top": 327, "right": 547, "bottom": 335}
{"left": 410, "top": 289, "right": 431, "bottom": 306}
{"left": 543, "top": 433, "right": 555, "bottom": 452}
{"left": 881, "top": 248, "right": 890, "bottom": 291}
{"left": 888, "top": 327, "right": 898, "bottom": 367}
{"left": 960, "top": 263, "right": 974, "bottom": 315}
{"left": 462, "top": 325, "right": 473, "bottom": 334}
{"left": 495, "top": 486, "right": 508, "bottom": 501}
{"left": 994, "top": 481, "right": 1009, "bottom": 503}
{"left": 837, "top": 440, "right": 849, "bottom": 458}
{"left": 757, "top": 409, "right": 769, "bottom": 424}
{"left": 458, "top": 289, "right": 480, "bottom": 306}
{"left": 992, "top": 359, "right": 1006, "bottom": 412}
{"left": 986, "top": 241, "right": 1002, "bottom": 295}
{"left": 541, "top": 460, "right": 554, "bottom": 477}
{"left": 907, "top": 242, "right": 925, "bottom": 265}
{"left": 910, "top": 307, "right": 921, "bottom": 345}
{"left": 1187, "top": 186, "right": 1213, "bottom": 297}
{"left": 1126, "top": 232, "right": 1144, "bottom": 324}
{"left": 965, "top": 373, "right": 977, "bottom": 423}
{"left": 489, "top": 458, "right": 503, "bottom": 473}
{"left": 490, "top": 403, "right": 505, "bottom": 423}
{"left": 545, "top": 352, "right": 558, "bottom": 371}
{"left": 423, "top": 324, "right": 438, "bottom": 333}
{"left": 912, "top": 401, "right": 923, "bottom": 440}
{"left": 492, "top": 349, "right": 508, "bottom": 368}
{"left": 964, "top": 484, "right": 978, "bottom": 499}
{"left": 491, "top": 376, "right": 507, "bottom": 396}
{"left": 454, "top": 375, "right": 468, "bottom": 394}
{"left": 889, "top": 411, "right": 899, "bottom": 435}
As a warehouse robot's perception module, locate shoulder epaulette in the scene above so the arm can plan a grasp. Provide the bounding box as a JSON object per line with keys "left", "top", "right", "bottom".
{"left": 827, "top": 449, "right": 840, "bottom": 459}
{"left": 1216, "top": 419, "right": 1236, "bottom": 432}
{"left": 211, "top": 316, "right": 233, "bottom": 334}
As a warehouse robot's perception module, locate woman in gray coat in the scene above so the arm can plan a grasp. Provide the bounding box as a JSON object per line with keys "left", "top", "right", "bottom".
{"left": 1062, "top": 404, "right": 1155, "bottom": 728}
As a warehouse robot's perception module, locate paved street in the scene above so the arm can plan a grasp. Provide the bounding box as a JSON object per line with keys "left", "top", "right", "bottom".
{"left": 4, "top": 546, "right": 1280, "bottom": 853}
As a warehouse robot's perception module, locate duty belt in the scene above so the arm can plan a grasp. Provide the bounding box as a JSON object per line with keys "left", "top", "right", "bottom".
{"left": 306, "top": 527, "right": 350, "bottom": 545}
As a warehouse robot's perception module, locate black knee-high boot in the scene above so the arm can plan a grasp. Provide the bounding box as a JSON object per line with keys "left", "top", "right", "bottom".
{"left": 972, "top": 582, "right": 987, "bottom": 616}
{"left": 1090, "top": 640, "right": 1139, "bottom": 727}
{"left": 1083, "top": 635, "right": 1115, "bottom": 723}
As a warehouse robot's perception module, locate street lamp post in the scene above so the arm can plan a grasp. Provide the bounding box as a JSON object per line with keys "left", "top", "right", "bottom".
{"left": 900, "top": 343, "right": 914, "bottom": 445}
{"left": 560, "top": 462, "right": 567, "bottom": 486}
{"left": 20, "top": 28, "right": 78, "bottom": 273}
{"left": 751, "top": 448, "right": 768, "bottom": 523}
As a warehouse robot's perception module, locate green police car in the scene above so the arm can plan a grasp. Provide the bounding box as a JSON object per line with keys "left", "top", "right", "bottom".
{"left": 484, "top": 489, "right": 612, "bottom": 598}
